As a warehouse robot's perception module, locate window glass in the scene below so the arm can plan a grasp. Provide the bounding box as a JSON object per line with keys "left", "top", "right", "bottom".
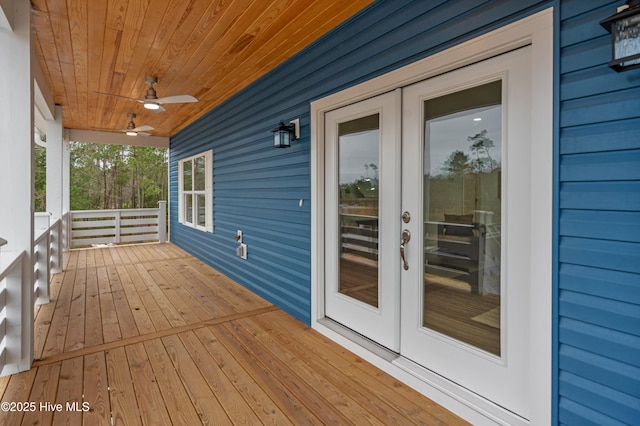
{"left": 196, "top": 194, "right": 206, "bottom": 227}
{"left": 194, "top": 155, "right": 206, "bottom": 191}
{"left": 338, "top": 113, "right": 380, "bottom": 308}
{"left": 183, "top": 160, "right": 193, "bottom": 191}
{"left": 185, "top": 194, "right": 193, "bottom": 224}
{"left": 422, "top": 80, "right": 502, "bottom": 355}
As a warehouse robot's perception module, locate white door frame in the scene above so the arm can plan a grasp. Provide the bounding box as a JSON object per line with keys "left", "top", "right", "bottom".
{"left": 311, "top": 9, "right": 553, "bottom": 425}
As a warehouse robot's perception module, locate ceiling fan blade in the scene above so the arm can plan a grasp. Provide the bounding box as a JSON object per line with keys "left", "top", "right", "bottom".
{"left": 156, "top": 95, "right": 198, "bottom": 104}
{"left": 152, "top": 104, "right": 167, "bottom": 113}
{"left": 137, "top": 132, "right": 152, "bottom": 137}
{"left": 133, "top": 125, "right": 154, "bottom": 132}
{"left": 94, "top": 91, "right": 144, "bottom": 102}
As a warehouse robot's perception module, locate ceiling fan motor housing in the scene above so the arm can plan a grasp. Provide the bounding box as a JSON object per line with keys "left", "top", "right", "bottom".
{"left": 145, "top": 86, "right": 158, "bottom": 100}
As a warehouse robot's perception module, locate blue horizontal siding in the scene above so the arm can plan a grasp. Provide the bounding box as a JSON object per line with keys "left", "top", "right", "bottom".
{"left": 560, "top": 87, "right": 640, "bottom": 127}
{"left": 560, "top": 236, "right": 640, "bottom": 274}
{"left": 169, "top": 0, "right": 552, "bottom": 325}
{"left": 557, "top": 1, "right": 640, "bottom": 423}
{"left": 560, "top": 118, "right": 640, "bottom": 154}
{"left": 560, "top": 264, "right": 640, "bottom": 304}
{"left": 560, "top": 210, "right": 640, "bottom": 243}
{"left": 559, "top": 397, "right": 628, "bottom": 426}
{"left": 559, "top": 345, "right": 640, "bottom": 398}
{"left": 559, "top": 371, "right": 640, "bottom": 424}
{"left": 560, "top": 290, "right": 640, "bottom": 334}
{"left": 559, "top": 317, "right": 640, "bottom": 369}
{"left": 560, "top": 182, "right": 640, "bottom": 211}
{"left": 561, "top": 151, "right": 640, "bottom": 181}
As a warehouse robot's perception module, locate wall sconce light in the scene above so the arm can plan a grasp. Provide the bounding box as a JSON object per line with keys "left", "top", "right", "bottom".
{"left": 272, "top": 119, "right": 300, "bottom": 148}
{"left": 600, "top": 0, "right": 640, "bottom": 72}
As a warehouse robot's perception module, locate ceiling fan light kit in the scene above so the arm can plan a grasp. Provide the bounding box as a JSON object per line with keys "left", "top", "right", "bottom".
{"left": 144, "top": 102, "right": 161, "bottom": 110}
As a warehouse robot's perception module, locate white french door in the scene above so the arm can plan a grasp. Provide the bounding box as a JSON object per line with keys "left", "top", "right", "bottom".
{"left": 400, "top": 46, "right": 532, "bottom": 417}
{"left": 325, "top": 46, "right": 533, "bottom": 417}
{"left": 324, "top": 91, "right": 401, "bottom": 351}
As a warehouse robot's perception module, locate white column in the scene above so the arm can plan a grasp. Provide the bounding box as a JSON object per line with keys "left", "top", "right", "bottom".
{"left": 46, "top": 105, "right": 70, "bottom": 250}
{"left": 0, "top": 0, "right": 34, "bottom": 373}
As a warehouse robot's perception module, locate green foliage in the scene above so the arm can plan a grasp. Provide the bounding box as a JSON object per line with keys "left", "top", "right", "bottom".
{"left": 34, "top": 142, "right": 47, "bottom": 212}
{"left": 69, "top": 142, "right": 167, "bottom": 210}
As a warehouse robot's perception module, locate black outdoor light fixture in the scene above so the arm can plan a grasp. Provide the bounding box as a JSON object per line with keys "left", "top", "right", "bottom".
{"left": 272, "top": 119, "right": 300, "bottom": 148}
{"left": 600, "top": 0, "right": 640, "bottom": 72}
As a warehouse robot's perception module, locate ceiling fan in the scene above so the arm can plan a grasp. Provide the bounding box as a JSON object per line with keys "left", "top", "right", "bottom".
{"left": 96, "top": 76, "right": 198, "bottom": 112}
{"left": 94, "top": 113, "right": 154, "bottom": 136}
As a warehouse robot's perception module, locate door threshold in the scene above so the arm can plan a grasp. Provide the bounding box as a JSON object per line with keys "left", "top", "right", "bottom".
{"left": 317, "top": 318, "right": 399, "bottom": 362}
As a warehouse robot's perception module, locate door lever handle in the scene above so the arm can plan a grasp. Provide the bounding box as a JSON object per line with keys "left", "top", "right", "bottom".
{"left": 400, "top": 229, "right": 411, "bottom": 270}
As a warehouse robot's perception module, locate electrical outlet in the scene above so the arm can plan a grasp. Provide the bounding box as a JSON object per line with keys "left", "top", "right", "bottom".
{"left": 236, "top": 243, "right": 247, "bottom": 260}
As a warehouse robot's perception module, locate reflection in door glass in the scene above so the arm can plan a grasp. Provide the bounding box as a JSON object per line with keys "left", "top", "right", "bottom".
{"left": 422, "top": 81, "right": 502, "bottom": 355}
{"left": 338, "top": 114, "right": 380, "bottom": 308}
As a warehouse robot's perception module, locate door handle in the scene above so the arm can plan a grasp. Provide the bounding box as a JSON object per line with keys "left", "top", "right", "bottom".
{"left": 400, "top": 229, "right": 411, "bottom": 270}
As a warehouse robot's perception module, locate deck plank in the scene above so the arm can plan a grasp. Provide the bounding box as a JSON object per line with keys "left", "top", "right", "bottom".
{"left": 116, "top": 265, "right": 156, "bottom": 335}
{"left": 107, "top": 266, "right": 139, "bottom": 339}
{"left": 125, "top": 343, "right": 172, "bottom": 425}
{"left": 106, "top": 347, "right": 142, "bottom": 426}
{"left": 21, "top": 362, "right": 60, "bottom": 426}
{"left": 142, "top": 338, "right": 203, "bottom": 425}
{"left": 41, "top": 268, "right": 76, "bottom": 358}
{"left": 84, "top": 266, "right": 104, "bottom": 348}
{"left": 193, "top": 327, "right": 293, "bottom": 425}
{"left": 33, "top": 270, "right": 65, "bottom": 360}
{"left": 161, "top": 334, "right": 231, "bottom": 424}
{"left": 177, "top": 330, "right": 264, "bottom": 424}
{"left": 236, "top": 316, "right": 387, "bottom": 425}
{"left": 212, "top": 322, "right": 322, "bottom": 424}
{"left": 65, "top": 267, "right": 87, "bottom": 351}
{"left": 0, "top": 368, "right": 36, "bottom": 425}
{"left": 82, "top": 352, "right": 111, "bottom": 426}
{"left": 53, "top": 357, "right": 84, "bottom": 425}
{"left": 6, "top": 243, "right": 468, "bottom": 425}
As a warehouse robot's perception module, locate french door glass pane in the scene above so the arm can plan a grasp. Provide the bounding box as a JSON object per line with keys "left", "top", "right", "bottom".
{"left": 422, "top": 81, "right": 502, "bottom": 355}
{"left": 338, "top": 114, "right": 380, "bottom": 308}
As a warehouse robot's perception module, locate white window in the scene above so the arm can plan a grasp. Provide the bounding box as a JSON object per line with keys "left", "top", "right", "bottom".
{"left": 178, "top": 150, "right": 213, "bottom": 232}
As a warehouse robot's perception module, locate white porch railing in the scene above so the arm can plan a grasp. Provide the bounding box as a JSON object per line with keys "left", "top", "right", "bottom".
{"left": 69, "top": 201, "right": 167, "bottom": 249}
{"left": 33, "top": 216, "right": 63, "bottom": 305}
{"left": 0, "top": 245, "right": 27, "bottom": 376}
{"left": 0, "top": 213, "right": 65, "bottom": 375}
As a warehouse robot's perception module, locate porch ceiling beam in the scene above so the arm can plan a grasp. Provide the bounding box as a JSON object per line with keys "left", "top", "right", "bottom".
{"left": 68, "top": 129, "right": 169, "bottom": 148}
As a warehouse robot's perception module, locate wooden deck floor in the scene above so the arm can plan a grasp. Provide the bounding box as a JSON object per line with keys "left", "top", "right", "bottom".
{"left": 0, "top": 243, "right": 467, "bottom": 425}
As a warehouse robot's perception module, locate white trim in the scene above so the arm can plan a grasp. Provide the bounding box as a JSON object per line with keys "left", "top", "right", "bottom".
{"left": 68, "top": 129, "right": 169, "bottom": 148}
{"left": 311, "top": 8, "right": 553, "bottom": 425}
{"left": 178, "top": 150, "right": 214, "bottom": 233}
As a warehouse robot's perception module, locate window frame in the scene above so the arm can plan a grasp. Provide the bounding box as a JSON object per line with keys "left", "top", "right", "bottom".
{"left": 178, "top": 150, "right": 213, "bottom": 232}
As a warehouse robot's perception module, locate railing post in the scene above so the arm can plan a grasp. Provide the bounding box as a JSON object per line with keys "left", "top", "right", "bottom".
{"left": 158, "top": 201, "right": 167, "bottom": 243}
{"left": 115, "top": 211, "right": 121, "bottom": 244}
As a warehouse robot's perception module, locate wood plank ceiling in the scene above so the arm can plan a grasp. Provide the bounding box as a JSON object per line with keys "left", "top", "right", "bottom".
{"left": 31, "top": 0, "right": 374, "bottom": 138}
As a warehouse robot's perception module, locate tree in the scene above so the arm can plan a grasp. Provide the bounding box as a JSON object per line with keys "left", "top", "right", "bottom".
{"left": 69, "top": 142, "right": 167, "bottom": 210}
{"left": 34, "top": 138, "right": 47, "bottom": 212}
{"left": 468, "top": 129, "right": 496, "bottom": 172}
{"left": 441, "top": 150, "right": 470, "bottom": 178}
